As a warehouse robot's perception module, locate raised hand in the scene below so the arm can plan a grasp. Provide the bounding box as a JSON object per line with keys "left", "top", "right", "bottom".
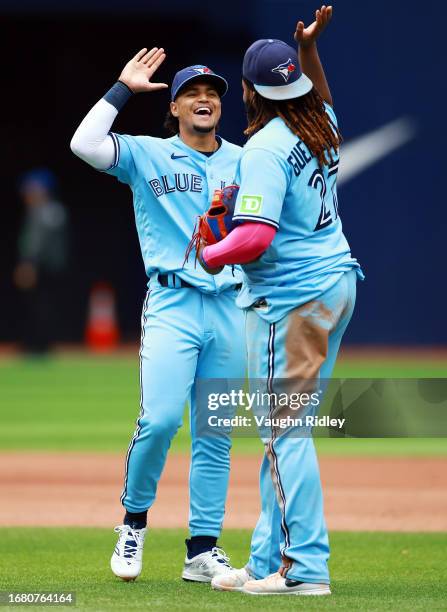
{"left": 294, "top": 5, "right": 333, "bottom": 48}
{"left": 119, "top": 47, "right": 168, "bottom": 94}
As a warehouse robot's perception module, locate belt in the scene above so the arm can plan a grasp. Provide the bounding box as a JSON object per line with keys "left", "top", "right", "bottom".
{"left": 158, "top": 274, "right": 195, "bottom": 288}
{"left": 158, "top": 273, "right": 242, "bottom": 291}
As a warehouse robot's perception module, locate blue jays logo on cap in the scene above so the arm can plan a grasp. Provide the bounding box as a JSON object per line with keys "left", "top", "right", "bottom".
{"left": 243, "top": 39, "right": 313, "bottom": 101}
{"left": 171, "top": 65, "right": 228, "bottom": 101}
{"left": 271, "top": 58, "right": 296, "bottom": 83}
{"left": 192, "top": 66, "right": 213, "bottom": 75}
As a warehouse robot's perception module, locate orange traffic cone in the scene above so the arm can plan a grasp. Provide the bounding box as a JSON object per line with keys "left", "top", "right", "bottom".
{"left": 85, "top": 282, "right": 120, "bottom": 352}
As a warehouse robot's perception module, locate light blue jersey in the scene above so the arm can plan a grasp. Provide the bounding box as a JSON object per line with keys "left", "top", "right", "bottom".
{"left": 106, "top": 133, "right": 242, "bottom": 293}
{"left": 233, "top": 103, "right": 363, "bottom": 322}
{"left": 102, "top": 130, "right": 246, "bottom": 533}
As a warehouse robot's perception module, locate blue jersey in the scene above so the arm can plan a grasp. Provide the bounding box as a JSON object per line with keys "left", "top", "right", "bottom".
{"left": 233, "top": 103, "right": 363, "bottom": 322}
{"left": 106, "top": 133, "right": 242, "bottom": 293}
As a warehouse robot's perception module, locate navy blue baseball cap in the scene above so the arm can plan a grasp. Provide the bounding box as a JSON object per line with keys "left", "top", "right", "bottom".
{"left": 243, "top": 39, "right": 313, "bottom": 101}
{"left": 171, "top": 65, "right": 228, "bottom": 101}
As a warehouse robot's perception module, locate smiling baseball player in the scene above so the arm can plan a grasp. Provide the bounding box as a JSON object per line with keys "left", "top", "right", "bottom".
{"left": 70, "top": 47, "right": 245, "bottom": 583}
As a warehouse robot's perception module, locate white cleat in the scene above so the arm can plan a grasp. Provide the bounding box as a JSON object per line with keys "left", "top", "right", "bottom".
{"left": 182, "top": 547, "right": 234, "bottom": 583}
{"left": 243, "top": 572, "right": 331, "bottom": 596}
{"left": 110, "top": 524, "right": 147, "bottom": 581}
{"left": 211, "top": 567, "right": 252, "bottom": 592}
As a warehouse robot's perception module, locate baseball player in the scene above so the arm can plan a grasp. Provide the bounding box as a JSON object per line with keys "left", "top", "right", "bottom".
{"left": 197, "top": 6, "right": 364, "bottom": 596}
{"left": 70, "top": 47, "right": 245, "bottom": 582}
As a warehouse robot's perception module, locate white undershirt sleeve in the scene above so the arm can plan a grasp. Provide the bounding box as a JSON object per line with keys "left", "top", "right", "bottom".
{"left": 70, "top": 98, "right": 118, "bottom": 170}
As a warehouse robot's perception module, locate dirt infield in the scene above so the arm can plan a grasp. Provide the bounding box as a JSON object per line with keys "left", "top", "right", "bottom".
{"left": 2, "top": 452, "right": 446, "bottom": 531}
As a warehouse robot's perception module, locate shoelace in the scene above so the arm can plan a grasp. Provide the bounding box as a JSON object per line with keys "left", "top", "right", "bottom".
{"left": 199, "top": 546, "right": 231, "bottom": 568}
{"left": 114, "top": 526, "right": 143, "bottom": 560}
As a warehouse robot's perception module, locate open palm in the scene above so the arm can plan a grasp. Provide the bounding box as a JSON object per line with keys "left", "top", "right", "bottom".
{"left": 119, "top": 47, "right": 168, "bottom": 94}
{"left": 294, "top": 5, "right": 333, "bottom": 48}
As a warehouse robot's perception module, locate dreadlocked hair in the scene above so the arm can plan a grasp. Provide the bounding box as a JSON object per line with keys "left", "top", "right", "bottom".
{"left": 244, "top": 79, "right": 342, "bottom": 167}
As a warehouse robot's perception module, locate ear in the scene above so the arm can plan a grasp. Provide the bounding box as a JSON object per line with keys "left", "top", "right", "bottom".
{"left": 170, "top": 101, "right": 179, "bottom": 118}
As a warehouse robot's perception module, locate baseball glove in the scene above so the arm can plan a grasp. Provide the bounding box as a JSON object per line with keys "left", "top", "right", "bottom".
{"left": 183, "top": 184, "right": 240, "bottom": 268}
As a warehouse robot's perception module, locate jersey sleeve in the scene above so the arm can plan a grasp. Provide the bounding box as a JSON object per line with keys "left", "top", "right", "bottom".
{"left": 233, "top": 148, "right": 289, "bottom": 229}
{"left": 103, "top": 133, "right": 138, "bottom": 185}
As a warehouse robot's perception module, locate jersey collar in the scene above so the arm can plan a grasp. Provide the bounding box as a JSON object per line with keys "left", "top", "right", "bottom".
{"left": 172, "top": 134, "right": 224, "bottom": 161}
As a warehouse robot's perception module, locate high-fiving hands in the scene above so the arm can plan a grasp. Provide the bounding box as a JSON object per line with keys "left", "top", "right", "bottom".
{"left": 294, "top": 5, "right": 333, "bottom": 48}
{"left": 119, "top": 47, "right": 168, "bottom": 94}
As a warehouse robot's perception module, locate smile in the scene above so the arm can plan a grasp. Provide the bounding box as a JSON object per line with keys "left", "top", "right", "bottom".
{"left": 194, "top": 107, "right": 212, "bottom": 116}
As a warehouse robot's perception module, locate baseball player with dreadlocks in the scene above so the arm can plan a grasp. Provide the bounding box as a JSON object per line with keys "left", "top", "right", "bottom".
{"left": 70, "top": 48, "right": 245, "bottom": 583}
{"left": 196, "top": 6, "right": 364, "bottom": 596}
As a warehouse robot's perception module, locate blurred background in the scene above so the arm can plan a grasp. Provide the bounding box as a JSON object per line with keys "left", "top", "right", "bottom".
{"left": 0, "top": 0, "right": 444, "bottom": 349}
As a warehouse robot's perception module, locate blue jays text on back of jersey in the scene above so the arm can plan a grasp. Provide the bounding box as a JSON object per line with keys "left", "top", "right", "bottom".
{"left": 105, "top": 133, "right": 242, "bottom": 293}
{"left": 232, "top": 103, "right": 364, "bottom": 323}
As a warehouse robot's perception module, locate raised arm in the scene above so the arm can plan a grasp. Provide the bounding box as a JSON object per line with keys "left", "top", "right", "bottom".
{"left": 295, "top": 5, "right": 333, "bottom": 106}
{"left": 70, "top": 47, "right": 167, "bottom": 169}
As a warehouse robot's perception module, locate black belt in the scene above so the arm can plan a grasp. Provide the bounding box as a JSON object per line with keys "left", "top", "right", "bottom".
{"left": 158, "top": 274, "right": 195, "bottom": 289}
{"left": 158, "top": 273, "right": 241, "bottom": 291}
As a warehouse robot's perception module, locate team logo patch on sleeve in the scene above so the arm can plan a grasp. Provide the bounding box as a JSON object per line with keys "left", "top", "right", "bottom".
{"left": 240, "top": 195, "right": 263, "bottom": 214}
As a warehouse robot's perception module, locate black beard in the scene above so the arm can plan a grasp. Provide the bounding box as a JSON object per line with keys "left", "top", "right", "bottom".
{"left": 193, "top": 123, "right": 214, "bottom": 134}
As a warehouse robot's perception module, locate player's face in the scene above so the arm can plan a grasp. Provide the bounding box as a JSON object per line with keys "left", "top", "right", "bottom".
{"left": 171, "top": 82, "right": 221, "bottom": 134}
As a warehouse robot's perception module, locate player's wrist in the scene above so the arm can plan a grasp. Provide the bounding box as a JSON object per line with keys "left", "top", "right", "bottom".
{"left": 117, "top": 80, "right": 135, "bottom": 94}
{"left": 103, "top": 81, "right": 134, "bottom": 111}
{"left": 299, "top": 40, "right": 318, "bottom": 52}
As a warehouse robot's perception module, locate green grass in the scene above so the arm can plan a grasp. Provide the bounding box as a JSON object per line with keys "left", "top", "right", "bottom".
{"left": 0, "top": 528, "right": 446, "bottom": 611}
{"left": 0, "top": 355, "right": 446, "bottom": 455}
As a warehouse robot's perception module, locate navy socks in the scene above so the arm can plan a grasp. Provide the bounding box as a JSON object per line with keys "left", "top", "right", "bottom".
{"left": 123, "top": 510, "right": 147, "bottom": 530}
{"left": 185, "top": 536, "right": 218, "bottom": 559}
{"left": 122, "top": 513, "right": 217, "bottom": 557}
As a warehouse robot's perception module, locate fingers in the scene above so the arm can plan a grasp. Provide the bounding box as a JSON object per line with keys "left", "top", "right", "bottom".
{"left": 294, "top": 20, "right": 304, "bottom": 41}
{"left": 149, "top": 83, "right": 169, "bottom": 91}
{"left": 134, "top": 47, "right": 148, "bottom": 62}
{"left": 318, "top": 5, "right": 333, "bottom": 26}
{"left": 140, "top": 47, "right": 160, "bottom": 64}
{"left": 147, "top": 51, "right": 166, "bottom": 75}
{"left": 315, "top": 5, "right": 332, "bottom": 31}
{"left": 146, "top": 48, "right": 165, "bottom": 67}
{"left": 132, "top": 47, "right": 159, "bottom": 64}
